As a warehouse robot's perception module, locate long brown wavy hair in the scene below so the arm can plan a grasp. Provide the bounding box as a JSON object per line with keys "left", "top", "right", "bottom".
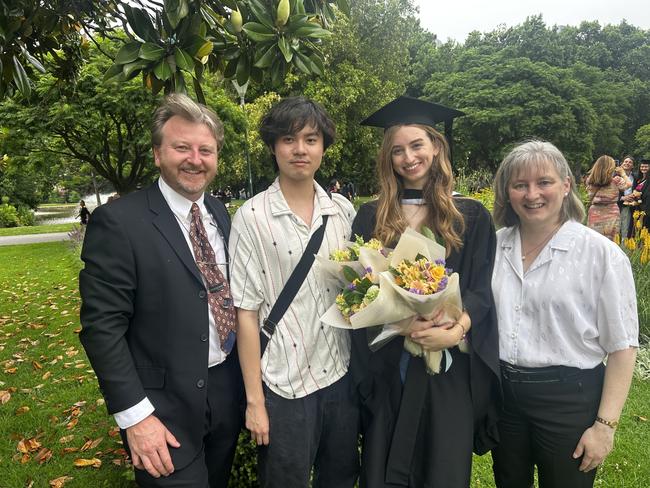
{"left": 585, "top": 155, "right": 616, "bottom": 187}
{"left": 374, "top": 124, "right": 465, "bottom": 255}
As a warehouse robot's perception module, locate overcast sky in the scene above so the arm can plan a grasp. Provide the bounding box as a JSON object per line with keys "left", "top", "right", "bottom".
{"left": 413, "top": 0, "right": 650, "bottom": 43}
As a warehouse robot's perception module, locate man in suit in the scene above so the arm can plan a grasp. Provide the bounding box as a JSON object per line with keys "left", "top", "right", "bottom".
{"left": 79, "top": 93, "right": 242, "bottom": 487}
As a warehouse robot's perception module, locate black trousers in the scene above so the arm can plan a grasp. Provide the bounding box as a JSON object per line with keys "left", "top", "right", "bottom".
{"left": 492, "top": 362, "right": 605, "bottom": 488}
{"left": 135, "top": 353, "right": 244, "bottom": 488}
{"left": 258, "top": 372, "right": 360, "bottom": 488}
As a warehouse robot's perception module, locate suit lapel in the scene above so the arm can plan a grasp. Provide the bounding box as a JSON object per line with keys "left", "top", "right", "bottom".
{"left": 146, "top": 183, "right": 204, "bottom": 286}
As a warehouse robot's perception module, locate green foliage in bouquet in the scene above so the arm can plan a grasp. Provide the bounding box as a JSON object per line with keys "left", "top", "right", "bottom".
{"left": 335, "top": 265, "right": 379, "bottom": 319}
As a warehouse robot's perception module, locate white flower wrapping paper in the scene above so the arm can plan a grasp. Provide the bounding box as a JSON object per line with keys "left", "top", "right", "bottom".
{"left": 320, "top": 228, "right": 468, "bottom": 374}
{"left": 315, "top": 243, "right": 391, "bottom": 286}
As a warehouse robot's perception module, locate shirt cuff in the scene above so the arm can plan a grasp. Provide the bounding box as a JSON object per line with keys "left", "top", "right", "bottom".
{"left": 113, "top": 397, "right": 155, "bottom": 430}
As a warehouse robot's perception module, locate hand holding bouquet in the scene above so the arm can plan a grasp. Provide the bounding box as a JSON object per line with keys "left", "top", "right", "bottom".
{"left": 321, "top": 227, "right": 466, "bottom": 374}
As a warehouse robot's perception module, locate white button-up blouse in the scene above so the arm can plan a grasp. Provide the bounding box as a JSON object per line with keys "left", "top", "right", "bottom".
{"left": 492, "top": 220, "right": 638, "bottom": 369}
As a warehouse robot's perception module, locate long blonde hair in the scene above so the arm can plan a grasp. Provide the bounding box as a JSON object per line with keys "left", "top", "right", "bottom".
{"left": 374, "top": 124, "right": 464, "bottom": 255}
{"left": 586, "top": 155, "right": 616, "bottom": 187}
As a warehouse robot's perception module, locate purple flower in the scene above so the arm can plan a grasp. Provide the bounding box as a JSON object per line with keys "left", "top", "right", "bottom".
{"left": 445, "top": 268, "right": 453, "bottom": 274}
{"left": 365, "top": 266, "right": 373, "bottom": 274}
{"left": 347, "top": 283, "right": 357, "bottom": 290}
{"left": 435, "top": 259, "right": 445, "bottom": 266}
{"left": 409, "top": 288, "right": 424, "bottom": 295}
{"left": 439, "top": 276, "right": 448, "bottom": 289}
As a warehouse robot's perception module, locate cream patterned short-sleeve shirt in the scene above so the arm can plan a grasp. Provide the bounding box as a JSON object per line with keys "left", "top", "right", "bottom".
{"left": 229, "top": 179, "right": 355, "bottom": 399}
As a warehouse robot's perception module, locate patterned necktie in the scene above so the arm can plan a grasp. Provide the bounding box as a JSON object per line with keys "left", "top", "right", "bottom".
{"left": 189, "top": 203, "right": 236, "bottom": 353}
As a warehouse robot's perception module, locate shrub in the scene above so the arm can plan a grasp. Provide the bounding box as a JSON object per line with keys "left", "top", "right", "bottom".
{"left": 16, "top": 205, "right": 34, "bottom": 226}
{"left": 455, "top": 167, "right": 494, "bottom": 194}
{"left": 468, "top": 187, "right": 495, "bottom": 213}
{"left": 0, "top": 203, "right": 19, "bottom": 227}
{"left": 67, "top": 224, "right": 86, "bottom": 258}
{"left": 229, "top": 433, "right": 259, "bottom": 487}
{"left": 621, "top": 211, "right": 650, "bottom": 342}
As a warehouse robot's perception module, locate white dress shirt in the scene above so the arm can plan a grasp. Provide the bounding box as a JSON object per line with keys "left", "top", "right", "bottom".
{"left": 492, "top": 220, "right": 638, "bottom": 369}
{"left": 113, "top": 177, "right": 228, "bottom": 429}
{"left": 229, "top": 179, "right": 356, "bottom": 399}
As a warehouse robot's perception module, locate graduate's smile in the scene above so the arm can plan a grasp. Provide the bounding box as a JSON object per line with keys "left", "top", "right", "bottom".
{"left": 390, "top": 126, "right": 439, "bottom": 189}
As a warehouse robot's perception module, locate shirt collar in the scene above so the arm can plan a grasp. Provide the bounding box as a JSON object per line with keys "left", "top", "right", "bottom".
{"left": 501, "top": 220, "right": 575, "bottom": 253}
{"left": 158, "top": 177, "right": 206, "bottom": 221}
{"left": 267, "top": 177, "right": 339, "bottom": 218}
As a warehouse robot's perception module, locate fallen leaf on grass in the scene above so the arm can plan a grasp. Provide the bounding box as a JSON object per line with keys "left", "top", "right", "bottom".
{"left": 66, "top": 418, "right": 78, "bottom": 430}
{"left": 0, "top": 390, "right": 10, "bottom": 404}
{"left": 42, "top": 371, "right": 52, "bottom": 380}
{"left": 49, "top": 476, "right": 73, "bottom": 487}
{"left": 635, "top": 415, "right": 648, "bottom": 422}
{"left": 62, "top": 447, "right": 79, "bottom": 454}
{"left": 80, "top": 437, "right": 104, "bottom": 451}
{"left": 34, "top": 447, "right": 53, "bottom": 464}
{"left": 15, "top": 405, "right": 30, "bottom": 415}
{"left": 73, "top": 457, "right": 102, "bottom": 468}
{"left": 4, "top": 367, "right": 17, "bottom": 374}
{"left": 108, "top": 426, "right": 120, "bottom": 437}
{"left": 58, "top": 435, "right": 74, "bottom": 443}
{"left": 32, "top": 360, "right": 43, "bottom": 370}
{"left": 17, "top": 437, "right": 42, "bottom": 453}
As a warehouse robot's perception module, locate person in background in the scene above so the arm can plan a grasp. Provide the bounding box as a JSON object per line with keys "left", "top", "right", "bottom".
{"left": 628, "top": 158, "right": 649, "bottom": 231}
{"left": 328, "top": 178, "right": 341, "bottom": 194}
{"left": 491, "top": 140, "right": 638, "bottom": 488}
{"left": 79, "top": 93, "right": 243, "bottom": 487}
{"left": 585, "top": 155, "right": 631, "bottom": 240}
{"left": 350, "top": 96, "right": 501, "bottom": 487}
{"left": 343, "top": 180, "right": 356, "bottom": 201}
{"left": 78, "top": 199, "right": 91, "bottom": 225}
{"left": 618, "top": 156, "right": 635, "bottom": 238}
{"left": 230, "top": 96, "right": 358, "bottom": 488}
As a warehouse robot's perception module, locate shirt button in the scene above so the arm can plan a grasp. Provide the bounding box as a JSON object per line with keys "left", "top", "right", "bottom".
{"left": 511, "top": 333, "right": 516, "bottom": 339}
{"left": 514, "top": 305, "right": 520, "bottom": 311}
{"left": 199, "top": 290, "right": 207, "bottom": 299}
{"left": 196, "top": 379, "right": 205, "bottom": 388}
{"left": 200, "top": 334, "right": 208, "bottom": 342}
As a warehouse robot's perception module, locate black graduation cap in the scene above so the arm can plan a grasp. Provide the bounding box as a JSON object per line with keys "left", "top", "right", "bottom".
{"left": 360, "top": 96, "right": 465, "bottom": 162}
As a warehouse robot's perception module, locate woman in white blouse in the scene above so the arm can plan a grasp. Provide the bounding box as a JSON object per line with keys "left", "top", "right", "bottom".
{"left": 490, "top": 140, "right": 638, "bottom": 488}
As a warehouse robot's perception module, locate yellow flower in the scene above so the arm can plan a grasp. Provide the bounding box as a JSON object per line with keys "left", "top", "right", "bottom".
{"left": 614, "top": 233, "right": 621, "bottom": 245}
{"left": 624, "top": 238, "right": 637, "bottom": 251}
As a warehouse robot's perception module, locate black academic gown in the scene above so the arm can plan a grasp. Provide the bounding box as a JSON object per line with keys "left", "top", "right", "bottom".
{"left": 350, "top": 197, "right": 501, "bottom": 488}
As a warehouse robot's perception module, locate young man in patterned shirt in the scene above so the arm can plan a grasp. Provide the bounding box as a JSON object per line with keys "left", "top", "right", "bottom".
{"left": 229, "top": 97, "right": 359, "bottom": 487}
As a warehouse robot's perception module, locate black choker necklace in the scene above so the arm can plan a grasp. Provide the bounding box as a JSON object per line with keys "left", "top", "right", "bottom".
{"left": 401, "top": 189, "right": 425, "bottom": 205}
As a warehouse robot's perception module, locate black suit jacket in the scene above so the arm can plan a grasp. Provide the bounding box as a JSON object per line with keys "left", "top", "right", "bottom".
{"left": 79, "top": 181, "right": 236, "bottom": 469}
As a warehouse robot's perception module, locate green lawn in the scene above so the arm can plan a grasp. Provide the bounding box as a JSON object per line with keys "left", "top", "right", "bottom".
{"left": 1, "top": 242, "right": 647, "bottom": 487}
{"left": 0, "top": 223, "right": 75, "bottom": 237}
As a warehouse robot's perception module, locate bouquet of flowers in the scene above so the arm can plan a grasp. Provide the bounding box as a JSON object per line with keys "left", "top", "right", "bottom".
{"left": 320, "top": 227, "right": 466, "bottom": 374}
{"left": 316, "top": 234, "right": 391, "bottom": 286}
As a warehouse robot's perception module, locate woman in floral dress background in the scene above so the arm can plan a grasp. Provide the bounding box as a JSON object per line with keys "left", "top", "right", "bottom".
{"left": 585, "top": 155, "right": 631, "bottom": 240}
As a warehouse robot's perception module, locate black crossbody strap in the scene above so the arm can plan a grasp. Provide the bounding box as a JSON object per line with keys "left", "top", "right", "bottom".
{"left": 260, "top": 215, "right": 329, "bottom": 355}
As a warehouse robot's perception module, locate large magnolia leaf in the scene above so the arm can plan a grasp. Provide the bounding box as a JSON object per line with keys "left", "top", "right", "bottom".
{"left": 11, "top": 56, "right": 31, "bottom": 97}
{"left": 115, "top": 42, "right": 142, "bottom": 64}
{"left": 242, "top": 22, "right": 276, "bottom": 42}
{"left": 174, "top": 47, "right": 194, "bottom": 71}
{"left": 139, "top": 42, "right": 166, "bottom": 61}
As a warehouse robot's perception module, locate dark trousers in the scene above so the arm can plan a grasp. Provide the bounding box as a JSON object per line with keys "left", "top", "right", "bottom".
{"left": 135, "top": 353, "right": 243, "bottom": 488}
{"left": 492, "top": 362, "right": 605, "bottom": 488}
{"left": 258, "top": 372, "right": 360, "bottom": 488}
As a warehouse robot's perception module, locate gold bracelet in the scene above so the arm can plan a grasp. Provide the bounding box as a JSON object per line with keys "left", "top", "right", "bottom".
{"left": 456, "top": 322, "right": 467, "bottom": 341}
{"left": 595, "top": 416, "right": 619, "bottom": 429}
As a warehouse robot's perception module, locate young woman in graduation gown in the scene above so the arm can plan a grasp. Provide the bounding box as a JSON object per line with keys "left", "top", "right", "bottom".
{"left": 350, "top": 97, "right": 501, "bottom": 488}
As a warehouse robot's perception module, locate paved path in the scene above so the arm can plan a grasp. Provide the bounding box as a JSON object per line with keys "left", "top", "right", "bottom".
{"left": 0, "top": 232, "right": 71, "bottom": 246}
